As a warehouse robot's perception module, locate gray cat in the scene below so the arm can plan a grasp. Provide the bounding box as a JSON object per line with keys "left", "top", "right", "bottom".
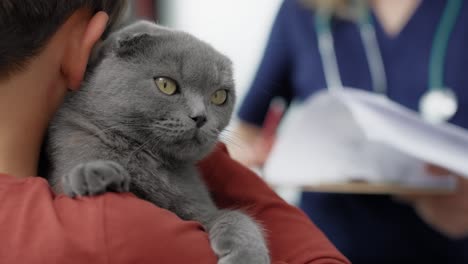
{"left": 46, "top": 21, "right": 269, "bottom": 264}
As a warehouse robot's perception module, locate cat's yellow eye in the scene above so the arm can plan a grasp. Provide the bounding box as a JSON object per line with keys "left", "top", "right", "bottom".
{"left": 154, "top": 77, "right": 177, "bottom": 95}
{"left": 211, "top": 89, "right": 228, "bottom": 105}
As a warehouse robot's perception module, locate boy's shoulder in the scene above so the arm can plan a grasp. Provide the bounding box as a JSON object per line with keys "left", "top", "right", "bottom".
{"left": 0, "top": 174, "right": 216, "bottom": 264}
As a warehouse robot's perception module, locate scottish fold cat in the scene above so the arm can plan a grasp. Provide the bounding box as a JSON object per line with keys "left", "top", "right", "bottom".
{"left": 46, "top": 21, "right": 269, "bottom": 264}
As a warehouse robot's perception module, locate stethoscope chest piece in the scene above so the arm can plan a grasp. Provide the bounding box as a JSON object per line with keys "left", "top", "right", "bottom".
{"left": 316, "top": 0, "right": 462, "bottom": 124}
{"left": 419, "top": 88, "right": 458, "bottom": 123}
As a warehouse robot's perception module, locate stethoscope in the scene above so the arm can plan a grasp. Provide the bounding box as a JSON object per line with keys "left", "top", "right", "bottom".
{"left": 315, "top": 0, "right": 462, "bottom": 123}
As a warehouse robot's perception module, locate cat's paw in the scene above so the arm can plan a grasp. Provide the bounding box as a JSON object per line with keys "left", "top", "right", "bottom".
{"left": 210, "top": 210, "right": 270, "bottom": 264}
{"left": 217, "top": 248, "right": 269, "bottom": 264}
{"left": 62, "top": 160, "right": 130, "bottom": 197}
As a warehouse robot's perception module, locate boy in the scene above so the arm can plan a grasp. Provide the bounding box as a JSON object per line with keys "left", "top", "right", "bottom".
{"left": 0, "top": 1, "right": 349, "bottom": 263}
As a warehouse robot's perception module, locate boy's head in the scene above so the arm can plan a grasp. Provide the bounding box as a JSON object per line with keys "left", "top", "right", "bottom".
{"left": 0, "top": 0, "right": 128, "bottom": 81}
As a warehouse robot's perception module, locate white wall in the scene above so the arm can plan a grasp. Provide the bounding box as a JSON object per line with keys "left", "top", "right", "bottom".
{"left": 159, "top": 0, "right": 283, "bottom": 107}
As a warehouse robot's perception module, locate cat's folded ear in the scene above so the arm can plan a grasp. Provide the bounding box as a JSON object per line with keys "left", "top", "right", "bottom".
{"left": 88, "top": 32, "right": 155, "bottom": 68}
{"left": 88, "top": 21, "right": 167, "bottom": 68}
{"left": 114, "top": 33, "right": 155, "bottom": 58}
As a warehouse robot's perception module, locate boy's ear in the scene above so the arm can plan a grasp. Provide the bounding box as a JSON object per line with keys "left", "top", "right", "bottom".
{"left": 62, "top": 11, "right": 109, "bottom": 90}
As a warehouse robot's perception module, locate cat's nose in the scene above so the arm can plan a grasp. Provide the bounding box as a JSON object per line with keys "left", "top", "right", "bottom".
{"left": 190, "top": 115, "right": 207, "bottom": 128}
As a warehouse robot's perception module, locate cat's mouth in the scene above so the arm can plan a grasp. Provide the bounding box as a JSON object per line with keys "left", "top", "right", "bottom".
{"left": 192, "top": 130, "right": 204, "bottom": 144}
{"left": 171, "top": 129, "right": 206, "bottom": 145}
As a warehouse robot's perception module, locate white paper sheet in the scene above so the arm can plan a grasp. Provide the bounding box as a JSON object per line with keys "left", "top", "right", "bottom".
{"left": 264, "top": 88, "right": 461, "bottom": 191}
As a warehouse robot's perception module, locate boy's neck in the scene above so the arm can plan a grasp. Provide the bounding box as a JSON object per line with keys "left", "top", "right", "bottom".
{"left": 0, "top": 46, "right": 67, "bottom": 178}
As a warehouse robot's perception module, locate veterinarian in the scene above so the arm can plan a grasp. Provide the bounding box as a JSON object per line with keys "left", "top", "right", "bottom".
{"left": 0, "top": 1, "right": 349, "bottom": 263}
{"left": 231, "top": 0, "right": 468, "bottom": 263}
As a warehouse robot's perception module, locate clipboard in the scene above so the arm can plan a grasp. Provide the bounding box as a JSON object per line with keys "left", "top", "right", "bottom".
{"left": 263, "top": 88, "right": 464, "bottom": 195}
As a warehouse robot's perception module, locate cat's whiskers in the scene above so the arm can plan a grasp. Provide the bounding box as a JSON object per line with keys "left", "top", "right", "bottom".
{"left": 222, "top": 128, "right": 244, "bottom": 140}
{"left": 151, "top": 123, "right": 174, "bottom": 131}
{"left": 89, "top": 122, "right": 152, "bottom": 139}
{"left": 124, "top": 133, "right": 159, "bottom": 167}
{"left": 216, "top": 128, "right": 247, "bottom": 150}
{"left": 153, "top": 123, "right": 193, "bottom": 139}
{"left": 218, "top": 136, "right": 242, "bottom": 149}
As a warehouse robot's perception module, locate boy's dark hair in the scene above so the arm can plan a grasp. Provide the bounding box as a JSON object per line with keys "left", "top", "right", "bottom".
{"left": 0, "top": 0, "right": 128, "bottom": 80}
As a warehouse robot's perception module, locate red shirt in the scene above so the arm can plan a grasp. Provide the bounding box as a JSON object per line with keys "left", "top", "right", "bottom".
{"left": 0, "top": 144, "right": 349, "bottom": 264}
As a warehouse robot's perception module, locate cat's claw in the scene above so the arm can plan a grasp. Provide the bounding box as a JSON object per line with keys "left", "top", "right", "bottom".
{"left": 62, "top": 160, "right": 130, "bottom": 197}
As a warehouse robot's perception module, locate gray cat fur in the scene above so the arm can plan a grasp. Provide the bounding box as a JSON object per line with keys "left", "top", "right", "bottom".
{"left": 46, "top": 21, "right": 270, "bottom": 264}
